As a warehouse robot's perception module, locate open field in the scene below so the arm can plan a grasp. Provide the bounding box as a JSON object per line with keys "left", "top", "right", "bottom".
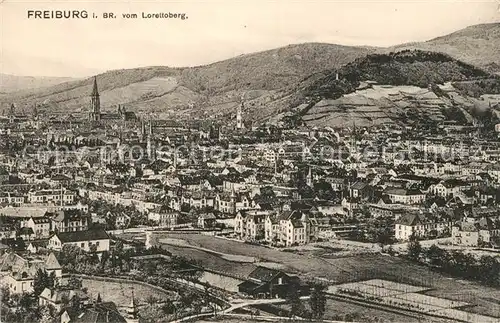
{"left": 274, "top": 299, "right": 452, "bottom": 323}
{"left": 162, "top": 244, "right": 257, "bottom": 279}
{"left": 82, "top": 278, "right": 176, "bottom": 307}
{"left": 159, "top": 238, "right": 256, "bottom": 262}
{"left": 119, "top": 232, "right": 500, "bottom": 318}
{"left": 324, "top": 299, "right": 453, "bottom": 323}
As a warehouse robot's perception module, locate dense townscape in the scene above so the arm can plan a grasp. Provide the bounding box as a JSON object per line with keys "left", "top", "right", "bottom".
{"left": 4, "top": 15, "right": 500, "bottom": 321}
{"left": 1, "top": 71, "right": 500, "bottom": 323}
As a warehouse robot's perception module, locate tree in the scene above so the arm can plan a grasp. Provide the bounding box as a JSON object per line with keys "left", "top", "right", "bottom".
{"left": 309, "top": 284, "right": 327, "bottom": 319}
{"left": 161, "top": 299, "right": 176, "bottom": 315}
{"left": 1, "top": 285, "right": 11, "bottom": 305}
{"left": 286, "top": 281, "right": 305, "bottom": 318}
{"left": 407, "top": 234, "right": 422, "bottom": 261}
{"left": 478, "top": 255, "right": 500, "bottom": 286}
{"left": 67, "top": 276, "right": 83, "bottom": 289}
{"left": 47, "top": 271, "right": 56, "bottom": 289}
{"left": 425, "top": 244, "right": 446, "bottom": 268}
{"left": 39, "top": 305, "right": 55, "bottom": 323}
{"left": 140, "top": 304, "right": 164, "bottom": 323}
{"left": 18, "top": 293, "right": 35, "bottom": 311}
{"left": 33, "top": 269, "right": 54, "bottom": 296}
{"left": 145, "top": 295, "right": 158, "bottom": 306}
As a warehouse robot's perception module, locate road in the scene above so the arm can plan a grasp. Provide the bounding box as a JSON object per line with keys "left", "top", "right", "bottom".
{"left": 169, "top": 297, "right": 290, "bottom": 323}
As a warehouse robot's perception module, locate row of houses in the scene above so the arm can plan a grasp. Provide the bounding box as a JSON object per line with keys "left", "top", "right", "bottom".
{"left": 0, "top": 188, "right": 76, "bottom": 206}
{"left": 394, "top": 207, "right": 500, "bottom": 247}
{"left": 234, "top": 206, "right": 333, "bottom": 246}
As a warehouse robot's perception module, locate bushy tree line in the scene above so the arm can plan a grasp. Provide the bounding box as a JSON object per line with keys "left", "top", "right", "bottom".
{"left": 285, "top": 281, "right": 327, "bottom": 320}
{"left": 407, "top": 241, "right": 500, "bottom": 287}
{"left": 57, "top": 242, "right": 202, "bottom": 281}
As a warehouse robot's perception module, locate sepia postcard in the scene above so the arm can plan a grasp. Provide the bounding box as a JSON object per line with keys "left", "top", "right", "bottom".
{"left": 1, "top": 0, "right": 500, "bottom": 322}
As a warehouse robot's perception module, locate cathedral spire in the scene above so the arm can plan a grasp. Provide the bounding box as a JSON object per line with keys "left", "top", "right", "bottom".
{"left": 91, "top": 76, "right": 99, "bottom": 97}
{"left": 89, "top": 76, "right": 101, "bottom": 122}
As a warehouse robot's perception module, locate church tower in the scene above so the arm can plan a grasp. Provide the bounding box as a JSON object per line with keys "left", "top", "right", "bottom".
{"left": 236, "top": 102, "right": 244, "bottom": 129}
{"left": 147, "top": 121, "right": 156, "bottom": 161}
{"left": 306, "top": 167, "right": 313, "bottom": 187}
{"left": 8, "top": 103, "right": 15, "bottom": 123}
{"left": 89, "top": 76, "right": 101, "bottom": 122}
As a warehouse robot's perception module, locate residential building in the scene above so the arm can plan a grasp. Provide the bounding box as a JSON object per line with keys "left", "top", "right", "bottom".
{"left": 47, "top": 228, "right": 110, "bottom": 252}
{"left": 238, "top": 266, "right": 299, "bottom": 298}
{"left": 395, "top": 213, "right": 452, "bottom": 241}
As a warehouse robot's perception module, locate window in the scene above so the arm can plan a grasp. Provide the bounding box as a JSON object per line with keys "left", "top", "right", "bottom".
{"left": 96, "top": 241, "right": 100, "bottom": 247}
{"left": 81, "top": 243, "right": 85, "bottom": 248}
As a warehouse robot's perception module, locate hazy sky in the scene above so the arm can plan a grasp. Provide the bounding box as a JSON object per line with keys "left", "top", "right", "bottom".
{"left": 1, "top": 0, "right": 499, "bottom": 77}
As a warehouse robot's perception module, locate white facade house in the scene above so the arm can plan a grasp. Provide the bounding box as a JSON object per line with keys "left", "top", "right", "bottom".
{"left": 47, "top": 228, "right": 110, "bottom": 252}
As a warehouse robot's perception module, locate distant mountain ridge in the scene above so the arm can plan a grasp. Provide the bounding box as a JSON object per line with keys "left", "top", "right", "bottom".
{"left": 394, "top": 23, "right": 500, "bottom": 73}
{"left": 0, "top": 74, "right": 78, "bottom": 94}
{"left": 1, "top": 23, "right": 500, "bottom": 127}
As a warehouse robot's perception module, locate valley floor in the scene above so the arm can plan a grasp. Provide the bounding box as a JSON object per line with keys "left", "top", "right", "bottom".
{"left": 118, "top": 231, "right": 500, "bottom": 319}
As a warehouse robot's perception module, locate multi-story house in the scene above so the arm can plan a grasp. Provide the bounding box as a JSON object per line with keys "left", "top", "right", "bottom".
{"left": 234, "top": 210, "right": 270, "bottom": 241}
{"left": 0, "top": 192, "right": 25, "bottom": 206}
{"left": 197, "top": 213, "right": 217, "bottom": 228}
{"left": 216, "top": 191, "right": 253, "bottom": 215}
{"left": 48, "top": 209, "right": 89, "bottom": 233}
{"left": 21, "top": 216, "right": 52, "bottom": 238}
{"left": 395, "top": 213, "right": 452, "bottom": 241}
{"left": 278, "top": 210, "right": 311, "bottom": 246}
{"left": 452, "top": 217, "right": 500, "bottom": 247}
{"left": 262, "top": 209, "right": 316, "bottom": 246}
{"left": 181, "top": 190, "right": 215, "bottom": 209}
{"left": 148, "top": 206, "right": 179, "bottom": 227}
{"left": 0, "top": 252, "right": 62, "bottom": 294}
{"left": 0, "top": 225, "right": 16, "bottom": 239}
{"left": 384, "top": 188, "right": 426, "bottom": 205}
{"left": 325, "top": 177, "right": 345, "bottom": 192}
{"left": 27, "top": 189, "right": 76, "bottom": 205}
{"left": 264, "top": 213, "right": 281, "bottom": 243}
{"left": 431, "top": 179, "right": 470, "bottom": 198}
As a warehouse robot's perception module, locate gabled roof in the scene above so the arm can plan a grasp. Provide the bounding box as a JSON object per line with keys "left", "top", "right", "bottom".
{"left": 45, "top": 252, "right": 62, "bottom": 270}
{"left": 385, "top": 188, "right": 423, "bottom": 196}
{"left": 351, "top": 181, "right": 368, "bottom": 190}
{"left": 247, "top": 266, "right": 285, "bottom": 283}
{"left": 396, "top": 213, "right": 424, "bottom": 226}
{"left": 53, "top": 228, "right": 109, "bottom": 243}
{"left": 199, "top": 213, "right": 216, "bottom": 220}
{"left": 65, "top": 302, "right": 126, "bottom": 323}
{"left": 40, "top": 287, "right": 88, "bottom": 304}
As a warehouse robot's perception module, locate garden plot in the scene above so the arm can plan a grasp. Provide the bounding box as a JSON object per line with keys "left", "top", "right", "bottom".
{"left": 362, "top": 279, "right": 430, "bottom": 294}
{"left": 329, "top": 280, "right": 428, "bottom": 298}
{"left": 329, "top": 282, "right": 404, "bottom": 297}
{"left": 432, "top": 308, "right": 500, "bottom": 323}
{"left": 327, "top": 279, "right": 500, "bottom": 322}
{"left": 389, "top": 292, "right": 468, "bottom": 309}
{"left": 383, "top": 293, "right": 470, "bottom": 313}
{"left": 331, "top": 279, "right": 470, "bottom": 310}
